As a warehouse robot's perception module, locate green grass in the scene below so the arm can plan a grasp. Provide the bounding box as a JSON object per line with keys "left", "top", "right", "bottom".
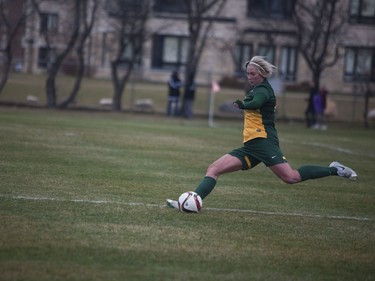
{"left": 1, "top": 73, "right": 244, "bottom": 116}
{"left": 2, "top": 73, "right": 375, "bottom": 123}
{"left": 0, "top": 107, "right": 374, "bottom": 281}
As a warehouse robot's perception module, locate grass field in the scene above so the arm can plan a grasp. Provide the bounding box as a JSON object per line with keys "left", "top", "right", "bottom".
{"left": 0, "top": 107, "right": 374, "bottom": 281}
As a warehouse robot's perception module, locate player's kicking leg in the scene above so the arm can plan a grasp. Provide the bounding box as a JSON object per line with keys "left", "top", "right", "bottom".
{"left": 166, "top": 199, "right": 179, "bottom": 209}
{"left": 330, "top": 161, "right": 358, "bottom": 180}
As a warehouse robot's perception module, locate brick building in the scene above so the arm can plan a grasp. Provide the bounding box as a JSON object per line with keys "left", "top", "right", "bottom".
{"left": 3, "top": 0, "right": 375, "bottom": 94}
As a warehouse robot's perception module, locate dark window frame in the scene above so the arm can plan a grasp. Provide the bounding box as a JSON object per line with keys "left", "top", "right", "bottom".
{"left": 117, "top": 41, "right": 142, "bottom": 68}
{"left": 257, "top": 44, "right": 276, "bottom": 64}
{"left": 247, "top": 0, "right": 295, "bottom": 20}
{"left": 105, "top": 0, "right": 145, "bottom": 17}
{"left": 151, "top": 34, "right": 189, "bottom": 70}
{"left": 235, "top": 43, "right": 253, "bottom": 76}
{"left": 349, "top": 0, "right": 375, "bottom": 24}
{"left": 38, "top": 47, "right": 55, "bottom": 68}
{"left": 40, "top": 13, "right": 58, "bottom": 33}
{"left": 344, "top": 47, "right": 375, "bottom": 82}
{"left": 153, "top": 0, "right": 187, "bottom": 14}
{"left": 279, "top": 46, "right": 297, "bottom": 82}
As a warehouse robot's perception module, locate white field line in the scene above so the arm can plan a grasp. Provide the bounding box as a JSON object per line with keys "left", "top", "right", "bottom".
{"left": 282, "top": 139, "right": 375, "bottom": 158}
{"left": 0, "top": 194, "right": 372, "bottom": 222}
{"left": 302, "top": 142, "right": 356, "bottom": 155}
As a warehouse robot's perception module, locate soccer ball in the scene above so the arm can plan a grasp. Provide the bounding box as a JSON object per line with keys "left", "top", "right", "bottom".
{"left": 178, "top": 191, "right": 203, "bottom": 213}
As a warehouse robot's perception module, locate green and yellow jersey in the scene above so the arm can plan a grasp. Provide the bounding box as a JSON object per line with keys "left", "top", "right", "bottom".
{"left": 241, "top": 80, "right": 277, "bottom": 144}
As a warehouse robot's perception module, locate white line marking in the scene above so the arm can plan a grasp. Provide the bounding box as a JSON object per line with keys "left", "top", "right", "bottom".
{"left": 0, "top": 194, "right": 372, "bottom": 221}
{"left": 301, "top": 142, "right": 356, "bottom": 155}
{"left": 204, "top": 207, "right": 372, "bottom": 221}
{"left": 282, "top": 139, "right": 367, "bottom": 157}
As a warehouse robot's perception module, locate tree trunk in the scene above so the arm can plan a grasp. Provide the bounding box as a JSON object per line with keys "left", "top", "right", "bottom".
{"left": 180, "top": 0, "right": 226, "bottom": 117}
{"left": 112, "top": 85, "right": 123, "bottom": 112}
{"left": 0, "top": 0, "right": 30, "bottom": 94}
{"left": 44, "top": 0, "right": 81, "bottom": 108}
{"left": 0, "top": 47, "right": 11, "bottom": 94}
{"left": 46, "top": 67, "right": 58, "bottom": 108}
{"left": 58, "top": 50, "right": 84, "bottom": 109}
{"left": 364, "top": 90, "right": 370, "bottom": 128}
{"left": 312, "top": 70, "right": 321, "bottom": 93}
{"left": 110, "top": 61, "right": 123, "bottom": 112}
{"left": 58, "top": 0, "right": 98, "bottom": 109}
{"left": 110, "top": 58, "right": 134, "bottom": 112}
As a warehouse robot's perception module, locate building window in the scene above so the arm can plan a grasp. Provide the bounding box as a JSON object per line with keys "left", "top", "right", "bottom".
{"left": 151, "top": 35, "right": 188, "bottom": 70}
{"left": 153, "top": 0, "right": 187, "bottom": 14}
{"left": 235, "top": 44, "right": 253, "bottom": 74}
{"left": 349, "top": 0, "right": 375, "bottom": 24}
{"left": 38, "top": 47, "right": 56, "bottom": 68}
{"left": 40, "top": 13, "right": 58, "bottom": 33}
{"left": 105, "top": 0, "right": 144, "bottom": 17}
{"left": 257, "top": 45, "right": 275, "bottom": 64}
{"left": 118, "top": 40, "right": 142, "bottom": 67}
{"left": 279, "top": 46, "right": 297, "bottom": 81}
{"left": 247, "top": 0, "right": 294, "bottom": 19}
{"left": 344, "top": 47, "right": 375, "bottom": 82}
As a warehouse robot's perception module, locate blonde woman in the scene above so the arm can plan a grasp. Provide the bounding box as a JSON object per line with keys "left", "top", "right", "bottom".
{"left": 167, "top": 56, "right": 357, "bottom": 209}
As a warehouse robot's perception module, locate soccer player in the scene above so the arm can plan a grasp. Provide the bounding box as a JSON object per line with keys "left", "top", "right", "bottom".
{"left": 167, "top": 56, "right": 357, "bottom": 209}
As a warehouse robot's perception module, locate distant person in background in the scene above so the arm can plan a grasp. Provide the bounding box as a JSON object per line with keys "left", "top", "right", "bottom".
{"left": 320, "top": 87, "right": 328, "bottom": 130}
{"left": 305, "top": 85, "right": 317, "bottom": 128}
{"left": 166, "top": 71, "right": 182, "bottom": 116}
{"left": 182, "top": 81, "right": 196, "bottom": 119}
{"left": 313, "top": 87, "right": 328, "bottom": 130}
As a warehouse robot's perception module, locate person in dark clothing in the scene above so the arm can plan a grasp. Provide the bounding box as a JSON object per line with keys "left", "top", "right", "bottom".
{"left": 313, "top": 87, "right": 328, "bottom": 130}
{"left": 305, "top": 86, "right": 317, "bottom": 128}
{"left": 182, "top": 81, "right": 196, "bottom": 119}
{"left": 166, "top": 71, "right": 182, "bottom": 116}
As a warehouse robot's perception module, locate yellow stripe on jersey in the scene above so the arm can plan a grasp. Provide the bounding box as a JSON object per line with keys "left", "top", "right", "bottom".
{"left": 243, "top": 109, "right": 267, "bottom": 143}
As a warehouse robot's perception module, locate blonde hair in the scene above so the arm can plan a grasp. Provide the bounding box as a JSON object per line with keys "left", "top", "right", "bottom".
{"left": 245, "top": 56, "right": 277, "bottom": 78}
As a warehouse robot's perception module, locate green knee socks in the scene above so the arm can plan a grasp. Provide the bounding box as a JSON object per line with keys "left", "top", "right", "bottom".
{"left": 195, "top": 176, "right": 217, "bottom": 199}
{"left": 297, "top": 165, "right": 338, "bottom": 182}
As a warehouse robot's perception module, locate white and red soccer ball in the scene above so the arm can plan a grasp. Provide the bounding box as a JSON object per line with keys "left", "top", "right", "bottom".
{"left": 178, "top": 191, "right": 203, "bottom": 213}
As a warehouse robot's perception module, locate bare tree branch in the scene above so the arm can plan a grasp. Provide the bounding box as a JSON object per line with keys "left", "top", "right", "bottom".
{"left": 293, "top": 0, "right": 347, "bottom": 89}
{"left": 181, "top": 0, "right": 227, "bottom": 114}
{"left": 31, "top": 0, "right": 81, "bottom": 108}
{"left": 0, "top": 0, "right": 35, "bottom": 94}
{"left": 106, "top": 0, "right": 151, "bottom": 111}
{"left": 58, "top": 0, "right": 100, "bottom": 109}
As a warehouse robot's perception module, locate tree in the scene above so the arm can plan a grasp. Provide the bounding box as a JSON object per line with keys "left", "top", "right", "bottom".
{"left": 105, "top": 0, "right": 151, "bottom": 112}
{"left": 352, "top": 54, "right": 375, "bottom": 128}
{"left": 31, "top": 0, "right": 81, "bottom": 108}
{"left": 58, "top": 0, "right": 99, "bottom": 109}
{"left": 0, "top": 0, "right": 33, "bottom": 94}
{"left": 361, "top": 78, "right": 374, "bottom": 128}
{"left": 181, "top": 0, "right": 227, "bottom": 115}
{"left": 293, "top": 0, "right": 347, "bottom": 90}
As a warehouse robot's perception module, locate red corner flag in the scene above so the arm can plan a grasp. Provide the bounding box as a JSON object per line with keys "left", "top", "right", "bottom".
{"left": 211, "top": 80, "right": 221, "bottom": 93}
